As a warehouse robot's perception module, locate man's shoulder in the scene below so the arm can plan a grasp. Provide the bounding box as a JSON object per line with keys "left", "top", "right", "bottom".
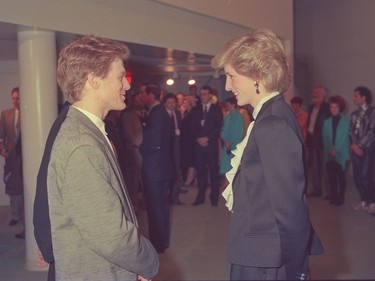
{"left": 1, "top": 108, "right": 14, "bottom": 115}
{"left": 368, "top": 105, "right": 375, "bottom": 114}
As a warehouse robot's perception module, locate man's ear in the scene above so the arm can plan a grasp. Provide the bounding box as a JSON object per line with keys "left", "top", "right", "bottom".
{"left": 87, "top": 73, "right": 100, "bottom": 90}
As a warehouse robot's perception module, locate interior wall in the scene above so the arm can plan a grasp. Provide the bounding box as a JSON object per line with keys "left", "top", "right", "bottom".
{"left": 294, "top": 0, "right": 375, "bottom": 114}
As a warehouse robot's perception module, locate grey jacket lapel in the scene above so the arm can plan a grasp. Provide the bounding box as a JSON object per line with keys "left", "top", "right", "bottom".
{"left": 67, "top": 107, "right": 138, "bottom": 225}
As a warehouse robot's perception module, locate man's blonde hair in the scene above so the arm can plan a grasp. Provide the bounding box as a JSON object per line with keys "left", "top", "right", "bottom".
{"left": 57, "top": 35, "right": 130, "bottom": 103}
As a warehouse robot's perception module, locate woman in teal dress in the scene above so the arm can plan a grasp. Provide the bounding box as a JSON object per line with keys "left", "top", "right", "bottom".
{"left": 322, "top": 95, "right": 350, "bottom": 205}
{"left": 220, "top": 96, "right": 245, "bottom": 179}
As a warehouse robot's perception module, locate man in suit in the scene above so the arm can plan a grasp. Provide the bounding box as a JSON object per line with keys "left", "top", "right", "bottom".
{"left": 163, "top": 92, "right": 184, "bottom": 205}
{"left": 0, "top": 87, "right": 23, "bottom": 227}
{"left": 349, "top": 86, "right": 375, "bottom": 214}
{"left": 120, "top": 92, "right": 145, "bottom": 211}
{"left": 139, "top": 83, "right": 172, "bottom": 253}
{"left": 190, "top": 86, "right": 223, "bottom": 206}
{"left": 306, "top": 85, "right": 330, "bottom": 197}
{"left": 33, "top": 35, "right": 159, "bottom": 281}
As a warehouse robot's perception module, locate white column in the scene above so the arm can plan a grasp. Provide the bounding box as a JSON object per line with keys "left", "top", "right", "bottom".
{"left": 17, "top": 27, "right": 58, "bottom": 271}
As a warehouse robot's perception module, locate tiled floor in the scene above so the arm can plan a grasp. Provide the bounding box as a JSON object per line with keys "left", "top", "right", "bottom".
{"left": 1, "top": 176, "right": 375, "bottom": 281}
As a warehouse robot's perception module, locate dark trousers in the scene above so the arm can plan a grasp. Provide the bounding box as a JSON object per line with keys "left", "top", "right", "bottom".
{"left": 143, "top": 178, "right": 170, "bottom": 252}
{"left": 194, "top": 146, "right": 219, "bottom": 204}
{"left": 309, "top": 144, "right": 325, "bottom": 195}
{"left": 230, "top": 264, "right": 286, "bottom": 280}
{"left": 326, "top": 161, "right": 346, "bottom": 203}
{"left": 352, "top": 151, "right": 375, "bottom": 204}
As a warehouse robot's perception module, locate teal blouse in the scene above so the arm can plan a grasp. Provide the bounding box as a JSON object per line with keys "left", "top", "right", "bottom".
{"left": 220, "top": 109, "right": 244, "bottom": 174}
{"left": 322, "top": 113, "right": 350, "bottom": 170}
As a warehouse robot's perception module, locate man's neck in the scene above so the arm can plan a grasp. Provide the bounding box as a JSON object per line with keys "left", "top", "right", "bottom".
{"left": 74, "top": 100, "right": 105, "bottom": 120}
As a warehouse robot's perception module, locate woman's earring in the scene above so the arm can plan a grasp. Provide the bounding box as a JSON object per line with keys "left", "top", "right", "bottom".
{"left": 254, "top": 81, "right": 260, "bottom": 94}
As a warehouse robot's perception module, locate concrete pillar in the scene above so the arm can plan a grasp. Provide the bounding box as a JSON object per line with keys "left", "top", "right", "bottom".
{"left": 17, "top": 27, "right": 58, "bottom": 271}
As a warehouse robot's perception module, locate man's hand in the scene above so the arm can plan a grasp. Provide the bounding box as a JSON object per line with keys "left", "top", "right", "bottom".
{"left": 137, "top": 275, "right": 151, "bottom": 281}
{"left": 197, "top": 137, "right": 209, "bottom": 147}
{"left": 350, "top": 144, "right": 364, "bottom": 157}
{"left": 328, "top": 150, "right": 336, "bottom": 157}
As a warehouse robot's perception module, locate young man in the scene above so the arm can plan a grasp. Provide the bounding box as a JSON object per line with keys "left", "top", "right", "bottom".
{"left": 139, "top": 83, "right": 172, "bottom": 253}
{"left": 33, "top": 35, "right": 159, "bottom": 281}
{"left": 349, "top": 86, "right": 375, "bottom": 214}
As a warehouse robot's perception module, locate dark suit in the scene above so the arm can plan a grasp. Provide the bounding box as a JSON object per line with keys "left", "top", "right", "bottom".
{"left": 190, "top": 103, "right": 223, "bottom": 205}
{"left": 229, "top": 95, "right": 323, "bottom": 280}
{"left": 307, "top": 102, "right": 330, "bottom": 195}
{"left": 167, "top": 109, "right": 182, "bottom": 204}
{"left": 140, "top": 103, "right": 172, "bottom": 253}
{"left": 33, "top": 102, "right": 70, "bottom": 281}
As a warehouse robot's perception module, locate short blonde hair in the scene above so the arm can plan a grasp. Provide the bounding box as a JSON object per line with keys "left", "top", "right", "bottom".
{"left": 57, "top": 35, "right": 130, "bottom": 103}
{"left": 211, "top": 29, "right": 291, "bottom": 94}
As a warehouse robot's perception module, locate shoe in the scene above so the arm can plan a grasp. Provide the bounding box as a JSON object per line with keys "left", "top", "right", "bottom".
{"left": 353, "top": 201, "right": 369, "bottom": 211}
{"left": 8, "top": 219, "right": 18, "bottom": 226}
{"left": 15, "top": 231, "right": 25, "bottom": 239}
{"left": 323, "top": 195, "right": 331, "bottom": 200}
{"left": 336, "top": 198, "right": 344, "bottom": 206}
{"left": 211, "top": 202, "right": 218, "bottom": 207}
{"left": 191, "top": 200, "right": 204, "bottom": 206}
{"left": 307, "top": 191, "right": 322, "bottom": 197}
{"left": 367, "top": 203, "right": 375, "bottom": 215}
{"left": 179, "top": 188, "right": 188, "bottom": 194}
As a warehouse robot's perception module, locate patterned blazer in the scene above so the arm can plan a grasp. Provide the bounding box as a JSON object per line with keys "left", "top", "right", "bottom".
{"left": 349, "top": 105, "right": 375, "bottom": 151}
{"left": 47, "top": 107, "right": 159, "bottom": 281}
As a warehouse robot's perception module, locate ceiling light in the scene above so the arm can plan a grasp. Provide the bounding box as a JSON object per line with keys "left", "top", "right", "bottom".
{"left": 188, "top": 78, "right": 196, "bottom": 85}
{"left": 166, "top": 78, "right": 174, "bottom": 85}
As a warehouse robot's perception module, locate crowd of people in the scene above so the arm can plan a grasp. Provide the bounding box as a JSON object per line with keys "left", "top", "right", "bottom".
{"left": 290, "top": 85, "right": 375, "bottom": 214}
{"left": 0, "top": 29, "right": 373, "bottom": 281}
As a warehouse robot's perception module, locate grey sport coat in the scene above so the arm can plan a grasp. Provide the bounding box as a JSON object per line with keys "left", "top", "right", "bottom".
{"left": 47, "top": 107, "right": 159, "bottom": 281}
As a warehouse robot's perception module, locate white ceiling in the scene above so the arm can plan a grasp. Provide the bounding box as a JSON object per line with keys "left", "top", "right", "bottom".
{"left": 0, "top": 22, "right": 215, "bottom": 78}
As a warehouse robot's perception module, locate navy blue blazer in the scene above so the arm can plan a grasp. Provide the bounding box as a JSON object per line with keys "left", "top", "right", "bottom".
{"left": 139, "top": 103, "right": 172, "bottom": 181}
{"left": 190, "top": 103, "right": 223, "bottom": 151}
{"left": 33, "top": 102, "right": 70, "bottom": 281}
{"left": 229, "top": 95, "right": 323, "bottom": 279}
{"left": 307, "top": 101, "right": 330, "bottom": 148}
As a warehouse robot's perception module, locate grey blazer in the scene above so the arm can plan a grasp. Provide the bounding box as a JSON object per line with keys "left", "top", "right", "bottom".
{"left": 47, "top": 107, "right": 159, "bottom": 281}
{"left": 229, "top": 95, "right": 323, "bottom": 279}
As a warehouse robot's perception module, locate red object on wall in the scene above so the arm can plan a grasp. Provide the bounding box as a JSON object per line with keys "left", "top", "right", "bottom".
{"left": 125, "top": 74, "right": 132, "bottom": 84}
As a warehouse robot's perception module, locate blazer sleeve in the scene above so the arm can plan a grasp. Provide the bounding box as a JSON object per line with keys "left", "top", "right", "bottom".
{"left": 139, "top": 106, "right": 167, "bottom": 155}
{"left": 0, "top": 110, "right": 5, "bottom": 141}
{"left": 254, "top": 115, "right": 311, "bottom": 279}
{"left": 207, "top": 106, "right": 223, "bottom": 142}
{"left": 62, "top": 144, "right": 159, "bottom": 278}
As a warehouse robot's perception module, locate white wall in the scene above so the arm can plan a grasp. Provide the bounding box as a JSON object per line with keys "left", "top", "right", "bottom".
{"left": 295, "top": 0, "right": 375, "bottom": 114}
{"left": 0, "top": 60, "right": 19, "bottom": 205}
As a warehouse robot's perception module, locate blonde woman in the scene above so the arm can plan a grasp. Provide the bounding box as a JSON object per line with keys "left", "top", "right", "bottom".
{"left": 212, "top": 29, "right": 323, "bottom": 280}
